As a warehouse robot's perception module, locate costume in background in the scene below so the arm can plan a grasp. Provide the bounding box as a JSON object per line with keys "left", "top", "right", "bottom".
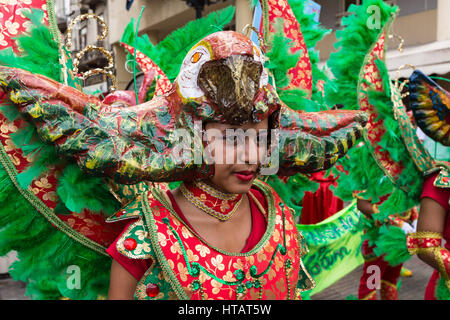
{"left": 321, "top": 0, "right": 429, "bottom": 299}
{"left": 420, "top": 172, "right": 450, "bottom": 300}
{"left": 327, "top": 1, "right": 450, "bottom": 299}
{"left": 300, "top": 171, "right": 343, "bottom": 225}
{"left": 0, "top": 0, "right": 367, "bottom": 299}
{"left": 354, "top": 193, "right": 418, "bottom": 300}
{"left": 376, "top": 70, "right": 450, "bottom": 300}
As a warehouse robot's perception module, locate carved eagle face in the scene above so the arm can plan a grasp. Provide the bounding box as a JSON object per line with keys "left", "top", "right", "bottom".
{"left": 176, "top": 31, "right": 271, "bottom": 125}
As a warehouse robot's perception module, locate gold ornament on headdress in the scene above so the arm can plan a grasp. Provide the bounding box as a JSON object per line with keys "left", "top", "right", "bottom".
{"left": 388, "top": 32, "right": 405, "bottom": 53}
{"left": 65, "top": 13, "right": 108, "bottom": 51}
{"left": 65, "top": 13, "right": 116, "bottom": 92}
{"left": 393, "top": 64, "right": 416, "bottom": 103}
{"left": 242, "top": 24, "right": 266, "bottom": 50}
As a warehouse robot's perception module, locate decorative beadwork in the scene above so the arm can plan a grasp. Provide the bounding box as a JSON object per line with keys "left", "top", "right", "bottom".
{"left": 146, "top": 283, "right": 160, "bottom": 297}
{"left": 123, "top": 238, "right": 137, "bottom": 251}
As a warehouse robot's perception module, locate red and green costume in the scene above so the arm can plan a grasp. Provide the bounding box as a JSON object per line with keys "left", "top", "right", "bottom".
{"left": 107, "top": 180, "right": 314, "bottom": 300}
{"left": 354, "top": 193, "right": 418, "bottom": 300}
{"left": 0, "top": 0, "right": 368, "bottom": 300}
{"left": 322, "top": 0, "right": 437, "bottom": 299}
{"left": 324, "top": 0, "right": 450, "bottom": 300}
{"left": 372, "top": 68, "right": 450, "bottom": 300}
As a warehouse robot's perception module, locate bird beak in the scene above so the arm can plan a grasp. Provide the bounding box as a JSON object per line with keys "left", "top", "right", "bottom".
{"left": 197, "top": 55, "right": 262, "bottom": 124}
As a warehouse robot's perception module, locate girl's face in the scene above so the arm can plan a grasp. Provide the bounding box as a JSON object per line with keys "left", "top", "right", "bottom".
{"left": 204, "top": 117, "right": 269, "bottom": 194}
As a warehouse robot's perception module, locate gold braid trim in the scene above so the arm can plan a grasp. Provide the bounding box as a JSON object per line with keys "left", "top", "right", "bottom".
{"left": 248, "top": 191, "right": 267, "bottom": 218}
{"left": 409, "top": 231, "right": 443, "bottom": 239}
{"left": 380, "top": 279, "right": 397, "bottom": 291}
{"left": 434, "top": 247, "right": 450, "bottom": 290}
{"left": 179, "top": 182, "right": 243, "bottom": 221}
{"left": 407, "top": 232, "right": 450, "bottom": 289}
{"left": 406, "top": 231, "right": 442, "bottom": 255}
{"left": 352, "top": 190, "right": 370, "bottom": 201}
{"left": 360, "top": 291, "right": 377, "bottom": 300}
{"left": 195, "top": 180, "right": 240, "bottom": 200}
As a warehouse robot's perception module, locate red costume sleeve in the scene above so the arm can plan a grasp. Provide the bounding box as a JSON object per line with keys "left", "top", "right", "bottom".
{"left": 242, "top": 188, "right": 267, "bottom": 252}
{"left": 106, "top": 220, "right": 152, "bottom": 281}
{"left": 421, "top": 172, "right": 450, "bottom": 212}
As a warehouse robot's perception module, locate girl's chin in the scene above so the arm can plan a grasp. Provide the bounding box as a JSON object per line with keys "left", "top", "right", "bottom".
{"left": 227, "top": 177, "right": 255, "bottom": 194}
{"left": 208, "top": 174, "right": 256, "bottom": 194}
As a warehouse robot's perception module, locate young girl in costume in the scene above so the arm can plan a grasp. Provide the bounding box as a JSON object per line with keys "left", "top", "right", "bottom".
{"left": 0, "top": 28, "right": 367, "bottom": 299}
{"left": 106, "top": 116, "right": 299, "bottom": 299}
{"left": 322, "top": 0, "right": 429, "bottom": 299}
{"left": 102, "top": 30, "right": 368, "bottom": 300}
{"left": 0, "top": 0, "right": 369, "bottom": 299}
{"left": 356, "top": 67, "right": 450, "bottom": 300}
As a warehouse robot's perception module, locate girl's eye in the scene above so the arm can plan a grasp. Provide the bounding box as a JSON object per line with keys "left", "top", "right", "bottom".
{"left": 191, "top": 52, "right": 203, "bottom": 63}
{"left": 222, "top": 134, "right": 268, "bottom": 146}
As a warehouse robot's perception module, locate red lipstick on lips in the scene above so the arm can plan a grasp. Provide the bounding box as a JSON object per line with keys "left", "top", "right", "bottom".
{"left": 233, "top": 171, "right": 255, "bottom": 182}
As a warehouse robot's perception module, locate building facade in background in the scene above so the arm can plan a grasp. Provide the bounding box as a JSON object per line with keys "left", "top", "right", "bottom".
{"left": 315, "top": 0, "right": 450, "bottom": 90}
{"left": 54, "top": 0, "right": 252, "bottom": 92}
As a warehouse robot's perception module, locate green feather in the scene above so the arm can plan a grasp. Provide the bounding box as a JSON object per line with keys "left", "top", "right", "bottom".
{"left": 265, "top": 19, "right": 301, "bottom": 89}
{"left": 436, "top": 278, "right": 450, "bottom": 300}
{"left": 0, "top": 12, "right": 114, "bottom": 299}
{"left": 0, "top": 10, "right": 61, "bottom": 82}
{"left": 265, "top": 174, "right": 319, "bottom": 219}
{"left": 373, "top": 225, "right": 410, "bottom": 265}
{"left": 56, "top": 164, "right": 120, "bottom": 214}
{"left": 325, "top": 0, "right": 397, "bottom": 110}
{"left": 0, "top": 167, "right": 111, "bottom": 299}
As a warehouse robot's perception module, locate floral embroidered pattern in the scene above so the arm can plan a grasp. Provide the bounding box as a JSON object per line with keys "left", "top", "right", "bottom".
{"left": 116, "top": 219, "right": 154, "bottom": 259}
{"left": 434, "top": 168, "right": 450, "bottom": 189}
{"left": 135, "top": 180, "right": 315, "bottom": 300}
{"left": 265, "top": 0, "right": 312, "bottom": 95}
{"left": 0, "top": 0, "right": 49, "bottom": 53}
{"left": 359, "top": 30, "right": 405, "bottom": 184}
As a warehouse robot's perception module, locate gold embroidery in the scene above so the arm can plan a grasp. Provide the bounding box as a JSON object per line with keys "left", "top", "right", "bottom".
{"left": 361, "top": 291, "right": 377, "bottom": 300}
{"left": 180, "top": 181, "right": 243, "bottom": 221}
{"left": 248, "top": 190, "right": 267, "bottom": 218}
{"left": 116, "top": 219, "right": 154, "bottom": 259}
{"left": 409, "top": 231, "right": 442, "bottom": 240}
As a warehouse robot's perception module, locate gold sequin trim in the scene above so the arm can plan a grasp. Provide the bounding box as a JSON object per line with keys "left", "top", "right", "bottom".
{"left": 409, "top": 231, "right": 442, "bottom": 240}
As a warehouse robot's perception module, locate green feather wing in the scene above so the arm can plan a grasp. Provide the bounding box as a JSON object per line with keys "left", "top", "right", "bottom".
{"left": 0, "top": 11, "right": 137, "bottom": 299}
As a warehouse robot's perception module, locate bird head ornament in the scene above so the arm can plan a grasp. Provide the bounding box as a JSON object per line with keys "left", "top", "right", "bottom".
{"left": 0, "top": 31, "right": 367, "bottom": 184}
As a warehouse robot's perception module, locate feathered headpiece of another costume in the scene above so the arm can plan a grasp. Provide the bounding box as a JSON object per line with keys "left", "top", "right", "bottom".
{"left": 327, "top": 1, "right": 449, "bottom": 299}
{"left": 409, "top": 70, "right": 450, "bottom": 147}
{"left": 0, "top": 1, "right": 366, "bottom": 300}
